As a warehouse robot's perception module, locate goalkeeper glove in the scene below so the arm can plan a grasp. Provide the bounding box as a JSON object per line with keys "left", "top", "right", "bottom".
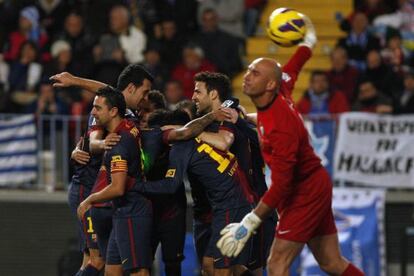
{"left": 299, "top": 14, "right": 317, "bottom": 49}
{"left": 216, "top": 211, "right": 262, "bottom": 257}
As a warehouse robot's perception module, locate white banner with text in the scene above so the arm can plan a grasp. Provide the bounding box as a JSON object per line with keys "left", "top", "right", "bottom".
{"left": 334, "top": 112, "right": 414, "bottom": 188}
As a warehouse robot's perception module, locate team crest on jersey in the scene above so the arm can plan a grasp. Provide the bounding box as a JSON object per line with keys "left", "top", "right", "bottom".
{"left": 112, "top": 155, "right": 122, "bottom": 161}
{"left": 282, "top": 72, "right": 291, "bottom": 82}
{"left": 130, "top": 127, "right": 139, "bottom": 137}
{"left": 165, "top": 169, "right": 176, "bottom": 178}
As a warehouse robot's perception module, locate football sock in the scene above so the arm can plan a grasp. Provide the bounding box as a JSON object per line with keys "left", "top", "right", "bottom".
{"left": 341, "top": 263, "right": 364, "bottom": 276}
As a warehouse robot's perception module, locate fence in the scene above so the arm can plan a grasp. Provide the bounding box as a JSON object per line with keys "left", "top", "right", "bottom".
{"left": 1, "top": 112, "right": 414, "bottom": 190}
{"left": 0, "top": 113, "right": 88, "bottom": 190}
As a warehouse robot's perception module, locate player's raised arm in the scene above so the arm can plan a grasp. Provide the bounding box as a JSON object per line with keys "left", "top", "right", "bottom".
{"left": 166, "top": 108, "right": 232, "bottom": 142}
{"left": 280, "top": 14, "right": 317, "bottom": 98}
{"left": 50, "top": 72, "right": 107, "bottom": 92}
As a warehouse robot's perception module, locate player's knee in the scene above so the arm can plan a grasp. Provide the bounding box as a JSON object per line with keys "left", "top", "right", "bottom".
{"left": 318, "top": 258, "right": 347, "bottom": 275}
{"left": 266, "top": 255, "right": 289, "bottom": 276}
{"left": 201, "top": 257, "right": 214, "bottom": 276}
{"left": 129, "top": 268, "right": 150, "bottom": 276}
{"left": 88, "top": 250, "right": 105, "bottom": 270}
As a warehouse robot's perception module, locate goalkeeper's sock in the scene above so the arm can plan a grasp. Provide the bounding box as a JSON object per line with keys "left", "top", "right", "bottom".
{"left": 341, "top": 263, "right": 364, "bottom": 276}
{"left": 80, "top": 264, "right": 101, "bottom": 276}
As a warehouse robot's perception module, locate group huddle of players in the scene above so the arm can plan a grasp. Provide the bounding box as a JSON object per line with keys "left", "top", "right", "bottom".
{"left": 56, "top": 13, "right": 367, "bottom": 276}
{"left": 61, "top": 65, "right": 276, "bottom": 276}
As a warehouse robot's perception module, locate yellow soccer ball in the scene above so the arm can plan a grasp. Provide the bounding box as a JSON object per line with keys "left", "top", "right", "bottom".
{"left": 266, "top": 7, "right": 307, "bottom": 47}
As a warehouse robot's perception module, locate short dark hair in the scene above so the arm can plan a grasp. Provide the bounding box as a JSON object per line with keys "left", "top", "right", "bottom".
{"left": 117, "top": 64, "right": 154, "bottom": 91}
{"left": 96, "top": 86, "right": 126, "bottom": 118}
{"left": 148, "top": 109, "right": 170, "bottom": 127}
{"left": 148, "top": 90, "right": 167, "bottom": 110}
{"left": 311, "top": 70, "right": 328, "bottom": 80}
{"left": 169, "top": 109, "right": 191, "bottom": 125}
{"left": 194, "top": 71, "right": 232, "bottom": 102}
{"left": 176, "top": 100, "right": 196, "bottom": 119}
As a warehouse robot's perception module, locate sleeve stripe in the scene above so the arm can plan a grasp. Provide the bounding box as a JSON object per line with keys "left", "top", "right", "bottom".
{"left": 111, "top": 159, "right": 128, "bottom": 172}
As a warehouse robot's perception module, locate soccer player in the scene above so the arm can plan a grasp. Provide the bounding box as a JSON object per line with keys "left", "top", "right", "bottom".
{"left": 77, "top": 87, "right": 152, "bottom": 276}
{"left": 192, "top": 72, "right": 275, "bottom": 275}
{"left": 216, "top": 16, "right": 365, "bottom": 276}
{"left": 135, "top": 133, "right": 254, "bottom": 276}
{"left": 143, "top": 109, "right": 189, "bottom": 276}
{"left": 68, "top": 132, "right": 104, "bottom": 276}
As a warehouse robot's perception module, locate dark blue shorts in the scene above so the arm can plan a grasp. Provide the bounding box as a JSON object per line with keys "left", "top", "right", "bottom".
{"left": 90, "top": 206, "right": 113, "bottom": 258}
{"left": 205, "top": 205, "right": 253, "bottom": 269}
{"left": 67, "top": 183, "right": 98, "bottom": 251}
{"left": 152, "top": 205, "right": 186, "bottom": 264}
{"left": 193, "top": 217, "right": 212, "bottom": 264}
{"left": 247, "top": 212, "right": 277, "bottom": 270}
{"left": 106, "top": 215, "right": 153, "bottom": 271}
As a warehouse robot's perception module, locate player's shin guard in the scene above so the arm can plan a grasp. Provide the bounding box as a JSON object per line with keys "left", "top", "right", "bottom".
{"left": 80, "top": 264, "right": 101, "bottom": 276}
{"left": 341, "top": 263, "right": 364, "bottom": 276}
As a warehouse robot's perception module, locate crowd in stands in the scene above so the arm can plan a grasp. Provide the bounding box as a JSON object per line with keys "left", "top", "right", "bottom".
{"left": 0, "top": 0, "right": 266, "bottom": 116}
{"left": 0, "top": 0, "right": 413, "bottom": 119}
{"left": 299, "top": 0, "right": 414, "bottom": 116}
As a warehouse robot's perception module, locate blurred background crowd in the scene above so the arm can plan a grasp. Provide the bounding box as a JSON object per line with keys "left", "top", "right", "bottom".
{"left": 0, "top": 0, "right": 413, "bottom": 120}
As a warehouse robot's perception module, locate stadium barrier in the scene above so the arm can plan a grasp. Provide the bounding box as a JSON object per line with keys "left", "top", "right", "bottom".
{"left": 0, "top": 113, "right": 414, "bottom": 275}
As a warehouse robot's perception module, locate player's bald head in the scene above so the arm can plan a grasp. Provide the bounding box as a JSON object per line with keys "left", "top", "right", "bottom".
{"left": 251, "top": 58, "right": 282, "bottom": 83}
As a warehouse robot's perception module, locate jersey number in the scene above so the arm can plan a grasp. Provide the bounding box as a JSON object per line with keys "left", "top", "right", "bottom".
{"left": 196, "top": 141, "right": 234, "bottom": 173}
{"left": 86, "top": 217, "right": 94, "bottom": 233}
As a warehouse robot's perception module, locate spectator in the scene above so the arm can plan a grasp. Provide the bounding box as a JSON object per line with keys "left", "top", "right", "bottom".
{"left": 164, "top": 80, "right": 185, "bottom": 111}
{"left": 154, "top": 19, "right": 188, "bottom": 70}
{"left": 44, "top": 40, "right": 73, "bottom": 75}
{"left": 244, "top": 0, "right": 266, "bottom": 36}
{"left": 296, "top": 70, "right": 350, "bottom": 115}
{"left": 140, "top": 46, "right": 169, "bottom": 90}
{"left": 355, "top": 0, "right": 391, "bottom": 22}
{"left": 198, "top": 0, "right": 245, "bottom": 39}
{"left": 337, "top": 0, "right": 391, "bottom": 32}
{"left": 93, "top": 5, "right": 146, "bottom": 87}
{"left": 395, "top": 70, "right": 414, "bottom": 114}
{"left": 8, "top": 41, "right": 42, "bottom": 113}
{"left": 193, "top": 8, "right": 243, "bottom": 77}
{"left": 374, "top": 0, "right": 414, "bottom": 38}
{"left": 0, "top": 55, "right": 10, "bottom": 112}
{"left": 55, "top": 11, "right": 96, "bottom": 77}
{"left": 154, "top": 0, "right": 198, "bottom": 35}
{"left": 171, "top": 44, "right": 216, "bottom": 99}
{"left": 380, "top": 28, "right": 412, "bottom": 74}
{"left": 36, "top": 0, "right": 69, "bottom": 38}
{"left": 130, "top": 0, "right": 159, "bottom": 36}
{"left": 352, "top": 79, "right": 393, "bottom": 113}
{"left": 361, "top": 49, "right": 403, "bottom": 101}
{"left": 27, "top": 82, "right": 69, "bottom": 115}
{"left": 337, "top": 12, "right": 381, "bottom": 71}
{"left": 43, "top": 40, "right": 80, "bottom": 104}
{"left": 93, "top": 4, "right": 146, "bottom": 65}
{"left": 3, "top": 6, "right": 50, "bottom": 63}
{"left": 326, "top": 46, "right": 360, "bottom": 104}
{"left": 71, "top": 89, "right": 95, "bottom": 116}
